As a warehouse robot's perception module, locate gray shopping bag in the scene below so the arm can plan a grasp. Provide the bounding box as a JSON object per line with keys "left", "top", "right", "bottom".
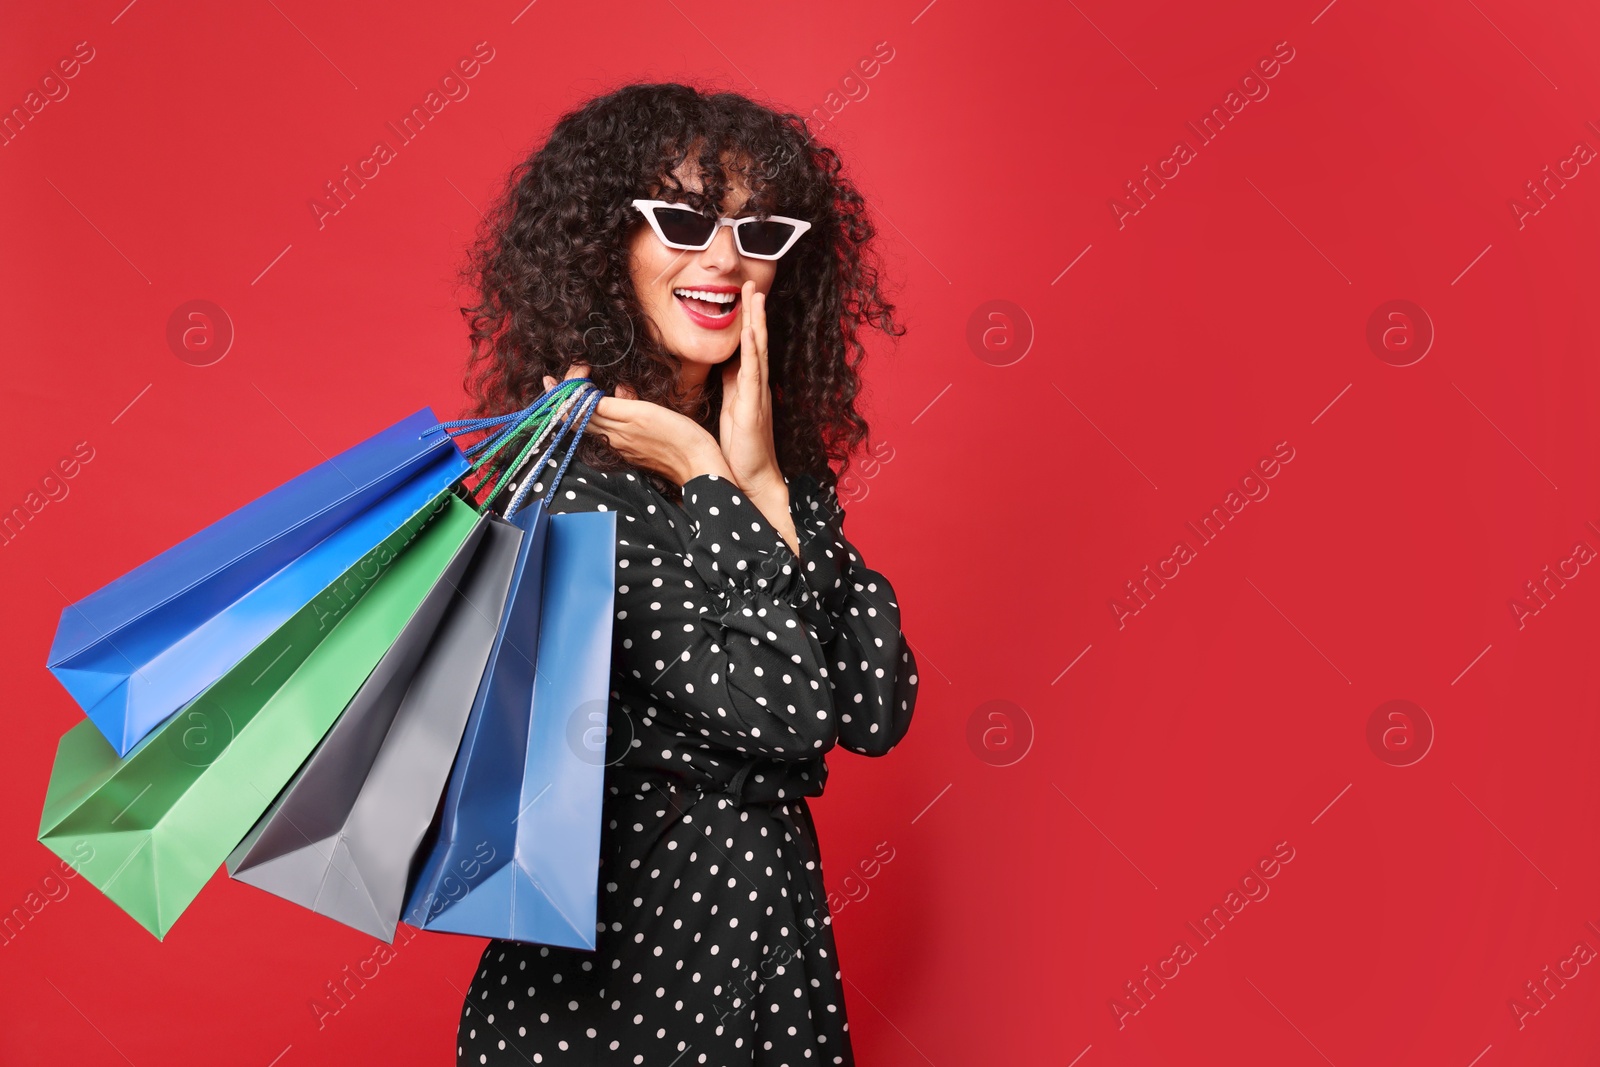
{"left": 224, "top": 510, "right": 523, "bottom": 940}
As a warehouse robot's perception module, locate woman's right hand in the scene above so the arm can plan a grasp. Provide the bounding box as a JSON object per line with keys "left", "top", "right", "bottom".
{"left": 543, "top": 364, "right": 734, "bottom": 488}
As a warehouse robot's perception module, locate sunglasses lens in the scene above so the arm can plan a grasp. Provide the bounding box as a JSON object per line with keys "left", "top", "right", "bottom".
{"left": 653, "top": 207, "right": 715, "bottom": 248}
{"left": 736, "top": 219, "right": 798, "bottom": 257}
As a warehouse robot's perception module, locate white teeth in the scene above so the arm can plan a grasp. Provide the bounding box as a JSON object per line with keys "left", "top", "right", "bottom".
{"left": 673, "top": 288, "right": 738, "bottom": 306}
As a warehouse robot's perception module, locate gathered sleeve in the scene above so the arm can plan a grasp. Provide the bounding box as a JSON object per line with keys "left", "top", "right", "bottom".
{"left": 550, "top": 467, "right": 917, "bottom": 763}
{"left": 784, "top": 472, "right": 918, "bottom": 756}
{"left": 555, "top": 470, "right": 838, "bottom": 761}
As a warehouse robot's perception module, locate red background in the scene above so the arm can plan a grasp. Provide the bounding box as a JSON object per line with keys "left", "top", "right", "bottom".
{"left": 4, "top": 1, "right": 1599, "bottom": 1064}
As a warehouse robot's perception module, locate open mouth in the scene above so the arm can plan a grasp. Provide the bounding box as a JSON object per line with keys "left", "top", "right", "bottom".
{"left": 674, "top": 286, "right": 740, "bottom": 327}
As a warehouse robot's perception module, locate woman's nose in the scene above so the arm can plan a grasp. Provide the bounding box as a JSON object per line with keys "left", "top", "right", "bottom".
{"left": 696, "top": 224, "right": 741, "bottom": 271}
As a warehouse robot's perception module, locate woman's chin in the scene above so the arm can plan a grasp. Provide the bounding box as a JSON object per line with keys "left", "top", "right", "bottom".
{"left": 666, "top": 340, "right": 737, "bottom": 368}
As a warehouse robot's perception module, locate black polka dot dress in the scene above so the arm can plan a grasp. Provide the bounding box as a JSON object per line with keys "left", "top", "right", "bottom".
{"left": 455, "top": 459, "right": 920, "bottom": 1066}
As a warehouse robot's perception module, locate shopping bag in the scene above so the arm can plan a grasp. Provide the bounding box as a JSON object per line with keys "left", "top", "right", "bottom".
{"left": 46, "top": 408, "right": 470, "bottom": 756}
{"left": 403, "top": 389, "right": 616, "bottom": 950}
{"left": 37, "top": 489, "right": 481, "bottom": 939}
{"left": 224, "top": 510, "right": 523, "bottom": 941}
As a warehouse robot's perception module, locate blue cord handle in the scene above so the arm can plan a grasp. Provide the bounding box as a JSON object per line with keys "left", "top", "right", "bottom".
{"left": 422, "top": 378, "right": 592, "bottom": 438}
{"left": 421, "top": 380, "right": 594, "bottom": 469}
{"left": 506, "top": 385, "right": 602, "bottom": 518}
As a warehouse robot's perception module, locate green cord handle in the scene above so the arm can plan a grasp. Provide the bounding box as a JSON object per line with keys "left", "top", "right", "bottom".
{"left": 477, "top": 385, "right": 590, "bottom": 513}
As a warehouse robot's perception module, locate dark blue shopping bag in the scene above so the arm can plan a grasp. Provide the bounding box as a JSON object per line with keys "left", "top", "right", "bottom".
{"left": 404, "top": 390, "right": 616, "bottom": 949}
{"left": 46, "top": 408, "right": 470, "bottom": 756}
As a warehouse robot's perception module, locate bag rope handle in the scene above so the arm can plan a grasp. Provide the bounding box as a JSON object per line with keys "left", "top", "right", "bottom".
{"left": 420, "top": 379, "right": 599, "bottom": 513}
{"left": 480, "top": 385, "right": 591, "bottom": 513}
{"left": 505, "top": 385, "right": 602, "bottom": 519}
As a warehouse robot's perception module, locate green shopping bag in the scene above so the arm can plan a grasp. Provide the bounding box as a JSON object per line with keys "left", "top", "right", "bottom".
{"left": 37, "top": 489, "right": 481, "bottom": 939}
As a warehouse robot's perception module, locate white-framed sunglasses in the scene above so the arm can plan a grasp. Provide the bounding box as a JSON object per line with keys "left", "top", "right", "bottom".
{"left": 630, "top": 199, "right": 812, "bottom": 261}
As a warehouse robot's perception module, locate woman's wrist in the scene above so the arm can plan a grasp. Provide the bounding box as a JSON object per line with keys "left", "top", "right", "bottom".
{"left": 744, "top": 477, "right": 799, "bottom": 557}
{"left": 677, "top": 441, "right": 736, "bottom": 486}
{"left": 711, "top": 458, "right": 797, "bottom": 556}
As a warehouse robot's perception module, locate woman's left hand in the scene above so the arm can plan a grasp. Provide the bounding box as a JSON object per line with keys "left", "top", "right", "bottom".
{"left": 719, "top": 282, "right": 799, "bottom": 555}
{"left": 719, "top": 282, "right": 785, "bottom": 500}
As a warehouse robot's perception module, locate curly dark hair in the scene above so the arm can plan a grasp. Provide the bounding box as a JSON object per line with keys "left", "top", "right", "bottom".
{"left": 456, "top": 81, "right": 905, "bottom": 500}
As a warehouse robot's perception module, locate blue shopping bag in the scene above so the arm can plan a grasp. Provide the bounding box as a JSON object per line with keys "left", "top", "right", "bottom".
{"left": 46, "top": 408, "right": 470, "bottom": 756}
{"left": 403, "top": 389, "right": 616, "bottom": 949}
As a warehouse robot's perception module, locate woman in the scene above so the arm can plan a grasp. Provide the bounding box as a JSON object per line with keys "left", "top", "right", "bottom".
{"left": 453, "top": 82, "right": 919, "bottom": 1065}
